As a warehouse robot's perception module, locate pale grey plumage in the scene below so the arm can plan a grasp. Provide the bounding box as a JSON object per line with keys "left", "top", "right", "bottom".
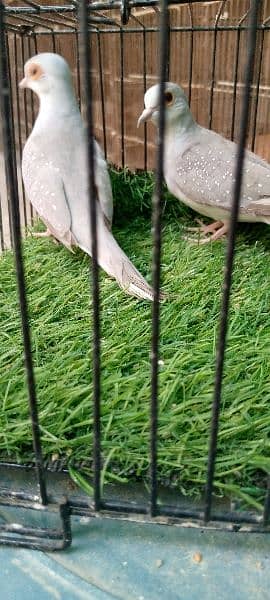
{"left": 138, "top": 82, "right": 270, "bottom": 241}
{"left": 21, "top": 53, "right": 155, "bottom": 300}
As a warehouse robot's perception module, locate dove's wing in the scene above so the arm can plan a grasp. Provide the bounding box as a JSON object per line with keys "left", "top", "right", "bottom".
{"left": 94, "top": 141, "right": 113, "bottom": 228}
{"left": 94, "top": 215, "right": 157, "bottom": 300}
{"left": 170, "top": 127, "right": 270, "bottom": 221}
{"left": 22, "top": 145, "right": 76, "bottom": 249}
{"left": 245, "top": 148, "right": 270, "bottom": 171}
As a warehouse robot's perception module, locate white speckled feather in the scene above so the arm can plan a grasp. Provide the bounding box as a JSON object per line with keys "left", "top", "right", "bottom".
{"left": 166, "top": 126, "right": 270, "bottom": 223}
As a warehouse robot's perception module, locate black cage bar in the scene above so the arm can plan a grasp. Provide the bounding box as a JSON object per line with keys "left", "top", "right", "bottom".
{"left": 0, "top": 0, "right": 269, "bottom": 552}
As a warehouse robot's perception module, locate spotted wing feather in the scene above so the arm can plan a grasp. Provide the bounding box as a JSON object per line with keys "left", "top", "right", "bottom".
{"left": 22, "top": 144, "right": 75, "bottom": 248}
{"left": 94, "top": 140, "right": 113, "bottom": 228}
{"left": 173, "top": 127, "right": 270, "bottom": 217}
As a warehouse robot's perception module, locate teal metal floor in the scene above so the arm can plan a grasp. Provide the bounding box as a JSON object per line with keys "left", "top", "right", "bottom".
{"left": 1, "top": 517, "right": 270, "bottom": 599}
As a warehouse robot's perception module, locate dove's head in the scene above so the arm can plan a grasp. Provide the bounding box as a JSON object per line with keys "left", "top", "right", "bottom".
{"left": 19, "top": 53, "right": 73, "bottom": 98}
{"left": 137, "top": 82, "right": 191, "bottom": 129}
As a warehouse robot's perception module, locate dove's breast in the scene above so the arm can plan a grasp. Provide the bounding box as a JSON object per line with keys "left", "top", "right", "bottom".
{"left": 23, "top": 116, "right": 88, "bottom": 197}
{"left": 163, "top": 130, "right": 227, "bottom": 220}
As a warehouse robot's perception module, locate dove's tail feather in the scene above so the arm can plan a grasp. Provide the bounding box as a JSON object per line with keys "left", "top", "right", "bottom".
{"left": 79, "top": 222, "right": 159, "bottom": 302}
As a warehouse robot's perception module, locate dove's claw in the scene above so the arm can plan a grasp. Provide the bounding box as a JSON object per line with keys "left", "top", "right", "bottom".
{"left": 184, "top": 222, "right": 229, "bottom": 244}
{"left": 185, "top": 219, "right": 223, "bottom": 235}
{"left": 31, "top": 228, "right": 52, "bottom": 238}
{"left": 31, "top": 228, "right": 59, "bottom": 244}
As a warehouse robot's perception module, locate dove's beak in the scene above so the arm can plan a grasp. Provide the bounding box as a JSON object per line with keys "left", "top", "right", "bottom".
{"left": 19, "top": 77, "right": 27, "bottom": 89}
{"left": 137, "top": 106, "right": 155, "bottom": 128}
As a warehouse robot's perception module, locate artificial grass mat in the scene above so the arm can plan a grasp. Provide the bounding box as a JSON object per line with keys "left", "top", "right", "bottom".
{"left": 1, "top": 169, "right": 270, "bottom": 511}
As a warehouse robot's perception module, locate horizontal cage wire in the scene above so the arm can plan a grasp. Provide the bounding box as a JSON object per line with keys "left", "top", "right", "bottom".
{"left": 0, "top": 0, "right": 270, "bottom": 551}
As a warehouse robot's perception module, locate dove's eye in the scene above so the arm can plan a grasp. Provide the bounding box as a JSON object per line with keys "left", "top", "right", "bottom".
{"left": 28, "top": 64, "right": 42, "bottom": 80}
{"left": 164, "top": 91, "right": 173, "bottom": 105}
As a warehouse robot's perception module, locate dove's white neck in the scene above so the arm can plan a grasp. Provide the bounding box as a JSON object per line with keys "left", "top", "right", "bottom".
{"left": 35, "top": 84, "right": 80, "bottom": 127}
{"left": 167, "top": 109, "right": 196, "bottom": 138}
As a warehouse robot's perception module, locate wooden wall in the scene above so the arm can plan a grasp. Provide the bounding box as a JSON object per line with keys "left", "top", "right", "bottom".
{"left": 6, "top": 0, "right": 270, "bottom": 173}
{"left": 88, "top": 0, "right": 270, "bottom": 169}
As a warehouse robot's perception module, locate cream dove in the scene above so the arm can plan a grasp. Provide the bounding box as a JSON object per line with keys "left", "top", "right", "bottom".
{"left": 138, "top": 82, "right": 270, "bottom": 243}
{"left": 20, "top": 52, "right": 155, "bottom": 300}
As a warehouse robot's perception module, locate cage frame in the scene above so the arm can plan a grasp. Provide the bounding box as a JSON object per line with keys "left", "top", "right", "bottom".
{"left": 0, "top": 0, "right": 269, "bottom": 551}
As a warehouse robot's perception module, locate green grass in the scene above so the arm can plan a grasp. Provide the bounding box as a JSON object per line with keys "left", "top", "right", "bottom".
{"left": 1, "top": 168, "right": 270, "bottom": 510}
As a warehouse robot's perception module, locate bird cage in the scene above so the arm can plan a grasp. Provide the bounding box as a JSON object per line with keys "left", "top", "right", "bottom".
{"left": 0, "top": 0, "right": 270, "bottom": 551}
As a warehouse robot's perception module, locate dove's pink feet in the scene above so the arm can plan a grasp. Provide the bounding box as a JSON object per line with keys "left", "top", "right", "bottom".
{"left": 185, "top": 219, "right": 229, "bottom": 244}
{"left": 32, "top": 228, "right": 51, "bottom": 238}
{"left": 186, "top": 218, "right": 223, "bottom": 234}
{"left": 32, "top": 228, "right": 59, "bottom": 244}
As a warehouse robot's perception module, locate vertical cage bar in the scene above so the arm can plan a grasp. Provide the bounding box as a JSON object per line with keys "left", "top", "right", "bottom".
{"left": 0, "top": 30, "right": 5, "bottom": 251}
{"left": 32, "top": 29, "right": 38, "bottom": 55}
{"left": 27, "top": 35, "right": 36, "bottom": 127}
{"left": 263, "top": 476, "right": 270, "bottom": 526}
{"left": 166, "top": 22, "right": 170, "bottom": 81}
{"left": 21, "top": 34, "right": 28, "bottom": 140}
{"left": 0, "top": 2, "right": 47, "bottom": 505}
{"left": 75, "top": 30, "right": 81, "bottom": 110}
{"left": 0, "top": 192, "right": 4, "bottom": 251}
{"left": 230, "top": 27, "right": 241, "bottom": 141}
{"left": 51, "top": 29, "right": 56, "bottom": 53}
{"left": 150, "top": 0, "right": 169, "bottom": 517}
{"left": 188, "top": 2, "right": 194, "bottom": 105}
{"left": 30, "top": 32, "right": 38, "bottom": 223}
{"left": 78, "top": 0, "right": 101, "bottom": 511}
{"left": 32, "top": 31, "right": 38, "bottom": 55}
{"left": 231, "top": 9, "right": 250, "bottom": 142}
{"left": 97, "top": 30, "right": 107, "bottom": 160}
{"left": 120, "top": 26, "right": 125, "bottom": 168}
{"left": 208, "top": 27, "right": 217, "bottom": 128}
{"left": 251, "top": 27, "right": 264, "bottom": 152}
{"left": 14, "top": 32, "right": 28, "bottom": 228}
{"left": 208, "top": 1, "right": 226, "bottom": 130}
{"left": 143, "top": 25, "right": 147, "bottom": 170}
{"left": 204, "top": 0, "right": 260, "bottom": 524}
{"left": 5, "top": 31, "right": 15, "bottom": 247}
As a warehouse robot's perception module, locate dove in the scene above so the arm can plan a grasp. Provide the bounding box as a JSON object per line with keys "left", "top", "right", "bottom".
{"left": 19, "top": 53, "right": 155, "bottom": 300}
{"left": 138, "top": 82, "right": 270, "bottom": 243}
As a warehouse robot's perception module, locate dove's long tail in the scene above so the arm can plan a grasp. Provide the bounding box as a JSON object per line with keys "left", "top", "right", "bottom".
{"left": 79, "top": 221, "right": 156, "bottom": 301}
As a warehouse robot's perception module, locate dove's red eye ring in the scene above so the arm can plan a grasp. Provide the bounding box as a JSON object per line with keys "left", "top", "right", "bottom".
{"left": 164, "top": 91, "right": 173, "bottom": 105}
{"left": 28, "top": 63, "right": 43, "bottom": 80}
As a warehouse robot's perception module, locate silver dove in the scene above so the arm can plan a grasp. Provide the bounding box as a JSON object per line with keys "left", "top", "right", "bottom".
{"left": 20, "top": 52, "right": 156, "bottom": 300}
{"left": 138, "top": 82, "right": 270, "bottom": 243}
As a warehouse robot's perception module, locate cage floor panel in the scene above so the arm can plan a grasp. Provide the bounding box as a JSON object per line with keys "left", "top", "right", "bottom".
{"left": 0, "top": 515, "right": 269, "bottom": 599}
